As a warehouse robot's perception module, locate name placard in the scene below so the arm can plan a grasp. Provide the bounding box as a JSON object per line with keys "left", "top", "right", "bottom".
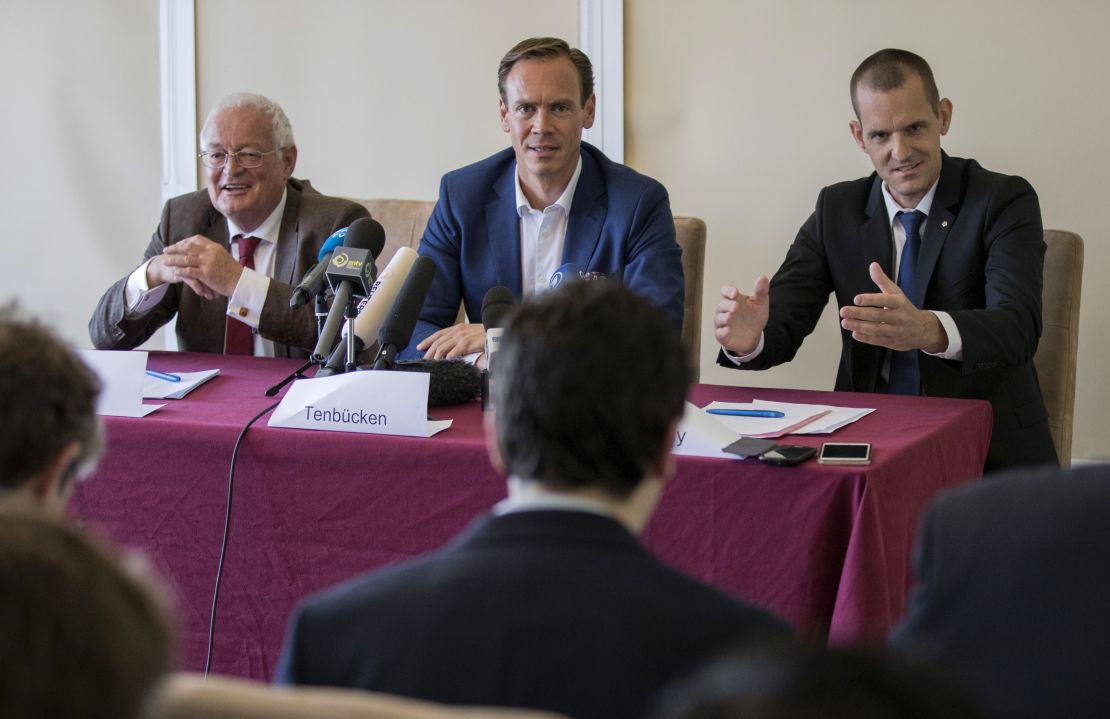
{"left": 672, "top": 402, "right": 740, "bottom": 460}
{"left": 268, "top": 371, "right": 452, "bottom": 437}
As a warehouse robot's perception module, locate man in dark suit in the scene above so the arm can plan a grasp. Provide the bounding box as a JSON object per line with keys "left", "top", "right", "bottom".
{"left": 276, "top": 281, "right": 790, "bottom": 719}
{"left": 715, "top": 49, "right": 1055, "bottom": 470}
{"left": 89, "top": 92, "right": 369, "bottom": 357}
{"left": 890, "top": 462, "right": 1110, "bottom": 719}
{"left": 407, "top": 37, "right": 684, "bottom": 361}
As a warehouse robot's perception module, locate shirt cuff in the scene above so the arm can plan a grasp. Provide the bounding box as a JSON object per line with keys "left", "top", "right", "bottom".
{"left": 926, "top": 311, "right": 963, "bottom": 360}
{"left": 721, "top": 333, "right": 765, "bottom": 365}
{"left": 226, "top": 268, "right": 270, "bottom": 329}
{"left": 124, "top": 260, "right": 170, "bottom": 318}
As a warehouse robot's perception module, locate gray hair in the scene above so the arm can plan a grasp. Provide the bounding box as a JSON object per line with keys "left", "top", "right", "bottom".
{"left": 201, "top": 92, "right": 295, "bottom": 153}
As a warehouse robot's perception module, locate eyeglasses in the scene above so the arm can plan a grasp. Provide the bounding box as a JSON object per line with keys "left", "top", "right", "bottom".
{"left": 198, "top": 149, "right": 281, "bottom": 169}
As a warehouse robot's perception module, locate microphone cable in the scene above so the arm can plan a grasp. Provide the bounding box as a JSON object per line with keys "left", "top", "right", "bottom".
{"left": 203, "top": 398, "right": 280, "bottom": 676}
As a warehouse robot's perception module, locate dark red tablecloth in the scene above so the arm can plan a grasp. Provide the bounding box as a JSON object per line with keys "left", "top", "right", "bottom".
{"left": 72, "top": 352, "right": 991, "bottom": 679}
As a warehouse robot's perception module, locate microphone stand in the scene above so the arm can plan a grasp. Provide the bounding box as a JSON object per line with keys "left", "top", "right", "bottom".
{"left": 264, "top": 360, "right": 314, "bottom": 397}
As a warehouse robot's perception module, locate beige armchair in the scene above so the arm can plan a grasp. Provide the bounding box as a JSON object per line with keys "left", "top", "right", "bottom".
{"left": 1033, "top": 230, "right": 1084, "bottom": 464}
{"left": 146, "top": 673, "right": 569, "bottom": 719}
{"left": 355, "top": 199, "right": 706, "bottom": 381}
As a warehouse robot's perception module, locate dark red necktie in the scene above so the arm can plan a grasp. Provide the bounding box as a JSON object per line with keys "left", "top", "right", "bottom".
{"left": 224, "top": 235, "right": 261, "bottom": 355}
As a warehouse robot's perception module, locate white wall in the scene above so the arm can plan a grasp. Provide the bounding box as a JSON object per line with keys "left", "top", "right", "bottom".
{"left": 1, "top": 0, "right": 161, "bottom": 347}
{"left": 195, "top": 0, "right": 579, "bottom": 200}
{"left": 627, "top": 0, "right": 1108, "bottom": 460}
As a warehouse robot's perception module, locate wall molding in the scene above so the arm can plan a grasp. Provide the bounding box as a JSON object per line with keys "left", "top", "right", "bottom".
{"left": 160, "top": 0, "right": 197, "bottom": 203}
{"left": 579, "top": 0, "right": 624, "bottom": 162}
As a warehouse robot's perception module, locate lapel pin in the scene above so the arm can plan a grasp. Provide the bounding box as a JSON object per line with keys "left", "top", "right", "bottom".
{"left": 941, "top": 220, "right": 949, "bottom": 228}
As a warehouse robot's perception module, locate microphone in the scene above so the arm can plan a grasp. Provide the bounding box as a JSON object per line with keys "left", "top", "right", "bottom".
{"left": 316, "top": 247, "right": 419, "bottom": 377}
{"left": 548, "top": 262, "right": 584, "bottom": 289}
{"left": 480, "top": 286, "right": 515, "bottom": 412}
{"left": 481, "top": 286, "right": 514, "bottom": 364}
{"left": 392, "top": 359, "right": 481, "bottom": 406}
{"left": 310, "top": 219, "right": 387, "bottom": 361}
{"left": 372, "top": 256, "right": 436, "bottom": 371}
{"left": 289, "top": 226, "right": 348, "bottom": 308}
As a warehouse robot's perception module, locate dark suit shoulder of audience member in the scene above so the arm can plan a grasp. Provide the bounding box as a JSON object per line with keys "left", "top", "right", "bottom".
{"left": 891, "top": 462, "right": 1110, "bottom": 719}
{"left": 651, "top": 643, "right": 986, "bottom": 719}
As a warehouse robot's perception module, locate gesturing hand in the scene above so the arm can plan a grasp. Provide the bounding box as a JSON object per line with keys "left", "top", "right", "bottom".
{"left": 838, "top": 262, "right": 947, "bottom": 353}
{"left": 714, "top": 276, "right": 770, "bottom": 355}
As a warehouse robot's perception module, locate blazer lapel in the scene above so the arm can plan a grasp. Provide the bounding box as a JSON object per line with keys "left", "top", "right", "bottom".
{"left": 273, "top": 185, "right": 303, "bottom": 285}
{"left": 486, "top": 163, "right": 523, "bottom": 295}
{"left": 916, "top": 154, "right": 959, "bottom": 307}
{"left": 860, "top": 176, "right": 893, "bottom": 275}
{"left": 563, "top": 150, "right": 606, "bottom": 270}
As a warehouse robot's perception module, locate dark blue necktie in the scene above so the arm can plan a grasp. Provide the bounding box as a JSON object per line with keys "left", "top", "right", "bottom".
{"left": 888, "top": 210, "right": 925, "bottom": 395}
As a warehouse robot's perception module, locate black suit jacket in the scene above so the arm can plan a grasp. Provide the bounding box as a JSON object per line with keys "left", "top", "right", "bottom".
{"left": 890, "top": 463, "right": 1110, "bottom": 719}
{"left": 89, "top": 178, "right": 369, "bottom": 357}
{"left": 276, "top": 510, "right": 790, "bottom": 719}
{"left": 720, "top": 154, "right": 1055, "bottom": 470}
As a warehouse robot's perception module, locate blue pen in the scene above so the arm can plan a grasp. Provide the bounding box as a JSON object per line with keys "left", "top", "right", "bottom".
{"left": 706, "top": 408, "right": 786, "bottom": 418}
{"left": 146, "top": 369, "right": 182, "bottom": 383}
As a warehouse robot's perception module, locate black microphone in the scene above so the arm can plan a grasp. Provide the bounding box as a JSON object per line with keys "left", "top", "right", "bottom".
{"left": 290, "top": 227, "right": 348, "bottom": 308}
{"left": 481, "top": 286, "right": 514, "bottom": 411}
{"left": 310, "top": 218, "right": 387, "bottom": 361}
{"left": 481, "top": 286, "right": 514, "bottom": 363}
{"left": 391, "top": 359, "right": 481, "bottom": 406}
{"left": 372, "top": 256, "right": 436, "bottom": 371}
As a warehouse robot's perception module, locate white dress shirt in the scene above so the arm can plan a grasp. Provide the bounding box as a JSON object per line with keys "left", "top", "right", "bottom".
{"left": 514, "top": 156, "right": 583, "bottom": 296}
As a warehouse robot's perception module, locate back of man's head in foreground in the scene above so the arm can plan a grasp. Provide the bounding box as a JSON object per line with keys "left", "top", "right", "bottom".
{"left": 0, "top": 304, "right": 102, "bottom": 513}
{"left": 0, "top": 513, "right": 172, "bottom": 719}
{"left": 493, "top": 280, "right": 689, "bottom": 498}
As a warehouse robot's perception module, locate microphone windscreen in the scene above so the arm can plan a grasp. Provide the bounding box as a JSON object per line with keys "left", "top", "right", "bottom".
{"left": 549, "top": 263, "right": 583, "bottom": 289}
{"left": 481, "top": 286, "right": 515, "bottom": 329}
{"left": 378, "top": 256, "right": 436, "bottom": 351}
{"left": 342, "top": 217, "right": 387, "bottom": 258}
{"left": 392, "top": 359, "right": 481, "bottom": 407}
{"left": 317, "top": 227, "right": 348, "bottom": 262}
{"left": 348, "top": 247, "right": 418, "bottom": 344}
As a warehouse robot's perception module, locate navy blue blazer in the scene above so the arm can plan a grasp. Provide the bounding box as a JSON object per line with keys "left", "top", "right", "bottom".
{"left": 719, "top": 154, "right": 1055, "bottom": 470}
{"left": 403, "top": 142, "right": 685, "bottom": 357}
{"left": 276, "top": 510, "right": 790, "bottom": 719}
{"left": 891, "top": 463, "right": 1110, "bottom": 719}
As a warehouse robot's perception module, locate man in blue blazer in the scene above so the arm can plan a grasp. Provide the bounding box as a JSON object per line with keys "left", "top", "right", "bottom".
{"left": 715, "top": 49, "right": 1055, "bottom": 470}
{"left": 406, "top": 37, "right": 684, "bottom": 361}
{"left": 276, "top": 282, "right": 790, "bottom": 719}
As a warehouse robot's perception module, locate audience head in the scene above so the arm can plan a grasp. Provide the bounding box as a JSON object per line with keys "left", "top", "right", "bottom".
{"left": 651, "top": 644, "right": 986, "bottom": 719}
{"left": 492, "top": 280, "right": 689, "bottom": 500}
{"left": 199, "top": 92, "right": 298, "bottom": 232}
{"left": 848, "top": 49, "right": 952, "bottom": 209}
{"left": 0, "top": 513, "right": 172, "bottom": 719}
{"left": 0, "top": 304, "right": 102, "bottom": 514}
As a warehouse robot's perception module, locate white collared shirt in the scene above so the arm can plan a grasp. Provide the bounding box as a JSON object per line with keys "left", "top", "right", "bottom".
{"left": 124, "top": 189, "right": 288, "bottom": 357}
{"left": 493, "top": 475, "right": 616, "bottom": 519}
{"left": 879, "top": 181, "right": 962, "bottom": 360}
{"left": 514, "top": 156, "right": 583, "bottom": 297}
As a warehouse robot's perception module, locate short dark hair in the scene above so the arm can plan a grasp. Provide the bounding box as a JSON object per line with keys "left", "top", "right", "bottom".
{"left": 498, "top": 37, "right": 595, "bottom": 105}
{"left": 494, "top": 281, "right": 689, "bottom": 498}
{"left": 651, "top": 644, "right": 986, "bottom": 719}
{"left": 850, "top": 49, "right": 941, "bottom": 118}
{"left": 0, "top": 304, "right": 101, "bottom": 491}
{"left": 0, "top": 513, "right": 172, "bottom": 719}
